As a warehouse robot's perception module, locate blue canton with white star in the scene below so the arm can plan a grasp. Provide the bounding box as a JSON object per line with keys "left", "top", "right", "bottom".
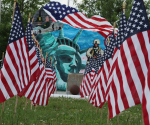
{"left": 25, "top": 22, "right": 35, "bottom": 51}
{"left": 97, "top": 53, "right": 104, "bottom": 68}
{"left": 84, "top": 58, "right": 93, "bottom": 75}
{"left": 8, "top": 3, "right": 24, "bottom": 44}
{"left": 43, "top": 1, "right": 79, "bottom": 20}
{"left": 104, "top": 32, "right": 116, "bottom": 61}
{"left": 35, "top": 47, "right": 43, "bottom": 66}
{"left": 124, "top": 0, "right": 150, "bottom": 40}
{"left": 1, "top": 58, "right": 4, "bottom": 69}
{"left": 116, "top": 11, "right": 127, "bottom": 49}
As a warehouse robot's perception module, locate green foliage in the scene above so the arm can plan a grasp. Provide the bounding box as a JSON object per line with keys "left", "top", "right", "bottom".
{"left": 0, "top": 0, "right": 50, "bottom": 61}
{"left": 0, "top": 96, "right": 143, "bottom": 125}
{"left": 73, "top": 0, "right": 150, "bottom": 26}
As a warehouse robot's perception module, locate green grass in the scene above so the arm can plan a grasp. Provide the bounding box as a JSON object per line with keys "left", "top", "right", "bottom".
{"left": 0, "top": 96, "right": 143, "bottom": 125}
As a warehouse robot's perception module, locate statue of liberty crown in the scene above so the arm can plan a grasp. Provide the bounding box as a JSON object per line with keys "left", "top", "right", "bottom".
{"left": 57, "top": 28, "right": 83, "bottom": 52}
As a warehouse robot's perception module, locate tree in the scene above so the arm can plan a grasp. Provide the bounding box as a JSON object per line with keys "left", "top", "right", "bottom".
{"left": 73, "top": 0, "right": 150, "bottom": 26}
{"left": 0, "top": 0, "right": 50, "bottom": 62}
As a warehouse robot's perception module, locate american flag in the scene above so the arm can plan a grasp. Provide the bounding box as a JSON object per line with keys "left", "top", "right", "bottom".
{"left": 25, "top": 22, "right": 40, "bottom": 83}
{"left": 43, "top": 1, "right": 116, "bottom": 37}
{"left": 142, "top": 63, "right": 150, "bottom": 125}
{"left": 45, "top": 57, "right": 57, "bottom": 95}
{"left": 89, "top": 33, "right": 116, "bottom": 107}
{"left": 17, "top": 22, "right": 41, "bottom": 97}
{"left": 24, "top": 47, "right": 50, "bottom": 105}
{"left": 105, "top": 10, "right": 128, "bottom": 100}
{"left": 0, "top": 3, "right": 31, "bottom": 103}
{"left": 45, "top": 57, "right": 54, "bottom": 80}
{"left": 80, "top": 58, "right": 93, "bottom": 97}
{"left": 107, "top": 0, "right": 150, "bottom": 119}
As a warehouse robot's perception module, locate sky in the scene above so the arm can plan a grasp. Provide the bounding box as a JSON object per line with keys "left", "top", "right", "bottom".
{"left": 50, "top": 0, "right": 82, "bottom": 8}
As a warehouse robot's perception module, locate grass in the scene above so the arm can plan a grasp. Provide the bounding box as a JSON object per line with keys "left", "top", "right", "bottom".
{"left": 0, "top": 96, "right": 143, "bottom": 125}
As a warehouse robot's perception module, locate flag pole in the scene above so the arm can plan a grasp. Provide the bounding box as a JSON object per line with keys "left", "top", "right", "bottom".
{"left": 12, "top": 0, "right": 17, "bottom": 25}
{"left": 25, "top": 13, "right": 31, "bottom": 110}
{"left": 12, "top": 0, "right": 18, "bottom": 118}
{"left": 1, "top": 52, "right": 5, "bottom": 123}
{"left": 113, "top": 21, "right": 120, "bottom": 125}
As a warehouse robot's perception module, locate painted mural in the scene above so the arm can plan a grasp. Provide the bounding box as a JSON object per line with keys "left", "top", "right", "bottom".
{"left": 32, "top": 8, "right": 106, "bottom": 91}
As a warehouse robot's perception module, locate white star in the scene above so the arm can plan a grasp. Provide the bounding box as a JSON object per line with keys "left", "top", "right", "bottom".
{"left": 11, "top": 38, "right": 13, "bottom": 40}
{"left": 129, "top": 23, "right": 132, "bottom": 26}
{"left": 49, "top": 7, "right": 51, "bottom": 9}
{"left": 134, "top": 7, "right": 138, "bottom": 10}
{"left": 131, "top": 18, "right": 134, "bottom": 21}
{"left": 134, "top": 19, "right": 138, "bottom": 22}
{"left": 144, "top": 24, "right": 148, "bottom": 28}
{"left": 72, "top": 9, "right": 75, "bottom": 12}
{"left": 60, "top": 15, "right": 62, "bottom": 18}
{"left": 137, "top": 14, "right": 140, "bottom": 18}
{"left": 137, "top": 2, "right": 140, "bottom": 6}
{"left": 53, "top": 7, "right": 55, "bottom": 9}
{"left": 132, "top": 24, "right": 136, "bottom": 27}
{"left": 16, "top": 11, "right": 18, "bottom": 13}
{"left": 139, "top": 9, "right": 143, "bottom": 13}
{"left": 51, "top": 3, "right": 54, "bottom": 6}
{"left": 132, "top": 12, "right": 136, "bottom": 16}
{"left": 57, "top": 7, "right": 60, "bottom": 10}
{"left": 54, "top": 11, "right": 57, "bottom": 13}
{"left": 137, "top": 26, "right": 141, "bottom": 30}
{"left": 139, "top": 21, "right": 143, "bottom": 25}
{"left": 130, "top": 29, "right": 134, "bottom": 33}
{"left": 67, "top": 10, "right": 70, "bottom": 13}
{"left": 59, "top": 11, "right": 61, "bottom": 14}
{"left": 56, "top": 2, "right": 58, "bottom": 5}
{"left": 63, "top": 12, "right": 66, "bottom": 15}
{"left": 142, "top": 16, "right": 145, "bottom": 20}
{"left": 62, "top": 8, "right": 65, "bottom": 10}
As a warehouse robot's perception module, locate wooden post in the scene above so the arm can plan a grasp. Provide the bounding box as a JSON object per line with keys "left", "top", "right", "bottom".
{"left": 123, "top": 1, "right": 126, "bottom": 14}
{"left": 96, "top": 107, "right": 98, "bottom": 114}
{"left": 14, "top": 95, "right": 18, "bottom": 117}
{"left": 101, "top": 107, "right": 103, "bottom": 119}
{"left": 1, "top": 102, "right": 5, "bottom": 124}
{"left": 12, "top": 0, "right": 17, "bottom": 25}
{"left": 107, "top": 107, "right": 109, "bottom": 124}
{"left": 31, "top": 101, "right": 33, "bottom": 110}
{"left": 113, "top": 22, "right": 116, "bottom": 34}
{"left": 117, "top": 114, "right": 119, "bottom": 125}
{"left": 25, "top": 98, "right": 28, "bottom": 110}
{"left": 28, "top": 12, "right": 31, "bottom": 23}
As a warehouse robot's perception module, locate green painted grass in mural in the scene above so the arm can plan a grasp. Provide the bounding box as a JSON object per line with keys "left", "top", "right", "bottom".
{"left": 0, "top": 96, "right": 142, "bottom": 125}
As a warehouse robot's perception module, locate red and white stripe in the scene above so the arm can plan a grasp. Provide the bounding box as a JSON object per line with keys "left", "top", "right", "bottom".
{"left": 93, "top": 59, "right": 112, "bottom": 107}
{"left": 44, "top": 9, "right": 117, "bottom": 38}
{"left": 80, "top": 72, "right": 93, "bottom": 98}
{"left": 24, "top": 64, "right": 50, "bottom": 105}
{"left": 0, "top": 37, "right": 30, "bottom": 103}
{"left": 45, "top": 68, "right": 54, "bottom": 80}
{"left": 108, "top": 30, "right": 150, "bottom": 118}
{"left": 142, "top": 62, "right": 150, "bottom": 125}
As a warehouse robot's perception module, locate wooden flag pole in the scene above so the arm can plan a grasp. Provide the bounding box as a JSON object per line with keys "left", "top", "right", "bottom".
{"left": 11, "top": 0, "right": 18, "bottom": 118}
{"left": 101, "top": 106, "right": 103, "bottom": 119}
{"left": 12, "top": 0, "right": 17, "bottom": 25}
{"left": 31, "top": 101, "right": 33, "bottom": 110}
{"left": 107, "top": 107, "right": 109, "bottom": 124}
{"left": 117, "top": 114, "right": 119, "bottom": 125}
{"left": 123, "top": 1, "right": 126, "bottom": 14}
{"left": 24, "top": 13, "right": 31, "bottom": 110}
{"left": 1, "top": 52, "right": 5, "bottom": 123}
{"left": 14, "top": 95, "right": 18, "bottom": 117}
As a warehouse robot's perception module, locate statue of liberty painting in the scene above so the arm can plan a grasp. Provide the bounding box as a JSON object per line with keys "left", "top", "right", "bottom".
{"left": 36, "top": 29, "right": 87, "bottom": 91}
